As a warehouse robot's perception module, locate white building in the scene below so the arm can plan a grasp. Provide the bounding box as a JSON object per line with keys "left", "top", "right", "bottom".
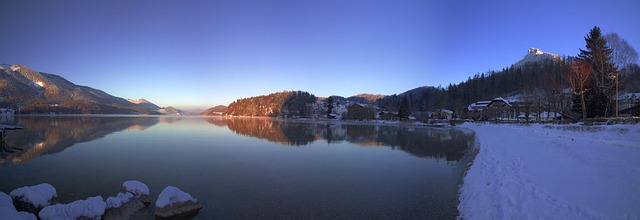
{"left": 0, "top": 108, "right": 15, "bottom": 115}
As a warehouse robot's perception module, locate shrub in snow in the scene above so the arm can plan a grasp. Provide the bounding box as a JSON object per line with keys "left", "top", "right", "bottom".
{"left": 103, "top": 192, "right": 145, "bottom": 220}
{"left": 154, "top": 186, "right": 202, "bottom": 219}
{"left": 9, "top": 183, "right": 57, "bottom": 214}
{"left": 38, "top": 196, "right": 106, "bottom": 220}
{"left": 1, "top": 192, "right": 37, "bottom": 220}
{"left": 121, "top": 180, "right": 151, "bottom": 206}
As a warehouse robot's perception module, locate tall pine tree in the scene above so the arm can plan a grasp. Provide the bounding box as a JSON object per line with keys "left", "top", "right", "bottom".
{"left": 578, "top": 26, "right": 616, "bottom": 117}
{"left": 398, "top": 96, "right": 410, "bottom": 120}
{"left": 326, "top": 96, "right": 334, "bottom": 117}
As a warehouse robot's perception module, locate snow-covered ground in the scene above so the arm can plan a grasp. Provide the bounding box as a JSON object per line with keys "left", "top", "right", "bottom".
{"left": 458, "top": 123, "right": 640, "bottom": 219}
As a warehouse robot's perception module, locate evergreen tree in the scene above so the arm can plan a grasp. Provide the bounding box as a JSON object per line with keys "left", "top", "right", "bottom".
{"left": 326, "top": 96, "right": 334, "bottom": 117}
{"left": 578, "top": 26, "right": 617, "bottom": 117}
{"left": 398, "top": 96, "right": 410, "bottom": 120}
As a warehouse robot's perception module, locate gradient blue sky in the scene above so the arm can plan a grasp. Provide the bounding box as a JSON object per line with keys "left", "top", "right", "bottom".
{"left": 1, "top": 0, "right": 638, "bottom": 111}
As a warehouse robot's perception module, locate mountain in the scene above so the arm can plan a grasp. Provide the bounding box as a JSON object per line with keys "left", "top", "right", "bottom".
{"left": 347, "top": 94, "right": 385, "bottom": 104}
{"left": 127, "top": 98, "right": 161, "bottom": 111}
{"left": 0, "top": 63, "right": 158, "bottom": 114}
{"left": 200, "top": 105, "right": 227, "bottom": 116}
{"left": 158, "top": 106, "right": 186, "bottom": 115}
{"left": 513, "top": 48, "right": 561, "bottom": 68}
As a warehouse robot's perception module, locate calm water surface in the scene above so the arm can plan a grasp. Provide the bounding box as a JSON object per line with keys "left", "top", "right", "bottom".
{"left": 0, "top": 116, "right": 474, "bottom": 219}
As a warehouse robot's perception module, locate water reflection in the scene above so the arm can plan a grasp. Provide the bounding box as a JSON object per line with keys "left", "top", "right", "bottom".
{"left": 221, "top": 118, "right": 473, "bottom": 161}
{"left": 1, "top": 116, "right": 159, "bottom": 164}
{"left": 2, "top": 116, "right": 473, "bottom": 165}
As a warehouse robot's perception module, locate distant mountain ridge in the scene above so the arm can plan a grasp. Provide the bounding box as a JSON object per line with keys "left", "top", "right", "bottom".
{"left": 200, "top": 105, "right": 227, "bottom": 116}
{"left": 0, "top": 63, "right": 166, "bottom": 114}
{"left": 159, "top": 106, "right": 186, "bottom": 115}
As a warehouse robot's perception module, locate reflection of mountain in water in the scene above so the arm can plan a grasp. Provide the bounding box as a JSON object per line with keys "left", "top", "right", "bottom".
{"left": 222, "top": 118, "right": 473, "bottom": 161}
{"left": 1, "top": 116, "right": 159, "bottom": 164}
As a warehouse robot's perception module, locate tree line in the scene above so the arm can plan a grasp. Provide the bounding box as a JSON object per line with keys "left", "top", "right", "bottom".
{"left": 224, "top": 91, "right": 316, "bottom": 117}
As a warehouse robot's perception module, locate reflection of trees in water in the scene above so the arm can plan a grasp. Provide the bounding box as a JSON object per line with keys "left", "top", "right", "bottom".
{"left": 1, "top": 116, "right": 159, "bottom": 164}
{"left": 204, "top": 117, "right": 228, "bottom": 127}
{"left": 223, "top": 118, "right": 473, "bottom": 161}
{"left": 371, "top": 126, "right": 471, "bottom": 161}
{"left": 224, "top": 118, "right": 315, "bottom": 146}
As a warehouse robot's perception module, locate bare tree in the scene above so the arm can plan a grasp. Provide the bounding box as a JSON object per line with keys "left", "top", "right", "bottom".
{"left": 564, "top": 59, "right": 592, "bottom": 121}
{"left": 605, "top": 33, "right": 639, "bottom": 73}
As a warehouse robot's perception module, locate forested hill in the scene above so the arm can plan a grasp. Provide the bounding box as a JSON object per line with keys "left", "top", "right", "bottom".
{"left": 224, "top": 91, "right": 316, "bottom": 117}
{"left": 378, "top": 59, "right": 568, "bottom": 113}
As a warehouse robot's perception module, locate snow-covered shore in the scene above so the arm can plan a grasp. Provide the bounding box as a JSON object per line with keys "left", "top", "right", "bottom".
{"left": 458, "top": 123, "right": 640, "bottom": 219}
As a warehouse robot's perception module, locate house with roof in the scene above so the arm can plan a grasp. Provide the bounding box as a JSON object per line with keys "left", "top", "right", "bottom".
{"left": 466, "top": 97, "right": 517, "bottom": 121}
{"left": 0, "top": 108, "right": 15, "bottom": 115}
{"left": 346, "top": 104, "right": 376, "bottom": 120}
{"left": 619, "top": 93, "right": 640, "bottom": 111}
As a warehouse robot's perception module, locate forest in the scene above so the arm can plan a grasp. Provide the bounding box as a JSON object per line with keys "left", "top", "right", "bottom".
{"left": 224, "top": 91, "right": 316, "bottom": 117}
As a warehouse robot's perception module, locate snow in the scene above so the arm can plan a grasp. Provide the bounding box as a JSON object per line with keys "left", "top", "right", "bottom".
{"left": 458, "top": 123, "right": 640, "bottom": 219}
{"left": 1, "top": 192, "right": 36, "bottom": 220}
{"left": 122, "top": 180, "right": 150, "bottom": 196}
{"left": 155, "top": 186, "right": 198, "bottom": 208}
{"left": 0, "top": 192, "right": 13, "bottom": 208}
{"left": 10, "top": 64, "right": 22, "bottom": 71}
{"left": 106, "top": 192, "right": 134, "bottom": 209}
{"left": 9, "top": 183, "right": 56, "bottom": 208}
{"left": 38, "top": 196, "right": 106, "bottom": 220}
{"left": 513, "top": 48, "right": 561, "bottom": 68}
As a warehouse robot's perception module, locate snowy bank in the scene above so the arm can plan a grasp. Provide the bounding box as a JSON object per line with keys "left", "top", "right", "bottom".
{"left": 458, "top": 123, "right": 640, "bottom": 219}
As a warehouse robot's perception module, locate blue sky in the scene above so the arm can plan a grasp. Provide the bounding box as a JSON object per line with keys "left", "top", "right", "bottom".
{"left": 1, "top": 0, "right": 638, "bottom": 111}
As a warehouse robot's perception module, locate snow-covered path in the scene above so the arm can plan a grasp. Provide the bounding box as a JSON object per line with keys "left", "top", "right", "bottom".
{"left": 458, "top": 123, "right": 640, "bottom": 219}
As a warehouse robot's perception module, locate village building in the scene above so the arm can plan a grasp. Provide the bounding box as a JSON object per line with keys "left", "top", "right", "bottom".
{"left": 618, "top": 93, "right": 640, "bottom": 112}
{"left": 0, "top": 108, "right": 15, "bottom": 115}
{"left": 377, "top": 111, "right": 397, "bottom": 120}
{"left": 346, "top": 104, "right": 376, "bottom": 120}
{"left": 431, "top": 109, "right": 454, "bottom": 120}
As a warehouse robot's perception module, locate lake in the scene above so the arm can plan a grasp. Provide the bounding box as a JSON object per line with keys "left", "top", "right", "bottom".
{"left": 0, "top": 116, "right": 474, "bottom": 219}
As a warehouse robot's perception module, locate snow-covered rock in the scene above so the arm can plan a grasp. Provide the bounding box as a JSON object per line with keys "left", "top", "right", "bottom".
{"left": 122, "top": 180, "right": 150, "bottom": 196}
{"left": 0, "top": 192, "right": 14, "bottom": 209}
{"left": 106, "top": 192, "right": 134, "bottom": 209}
{"left": 103, "top": 192, "right": 144, "bottom": 220}
{"left": 513, "top": 48, "right": 561, "bottom": 68}
{"left": 38, "top": 196, "right": 106, "bottom": 220}
{"left": 10, "top": 64, "right": 22, "bottom": 71}
{"left": 122, "top": 180, "right": 151, "bottom": 206}
{"left": 154, "top": 186, "right": 202, "bottom": 219}
{"left": 1, "top": 192, "right": 37, "bottom": 220}
{"left": 9, "top": 183, "right": 57, "bottom": 213}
